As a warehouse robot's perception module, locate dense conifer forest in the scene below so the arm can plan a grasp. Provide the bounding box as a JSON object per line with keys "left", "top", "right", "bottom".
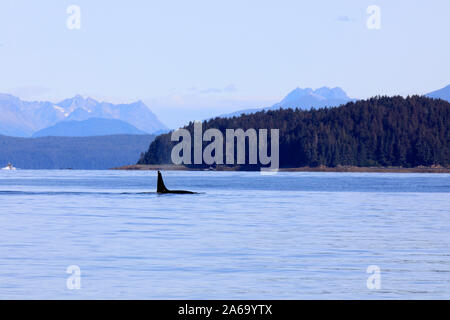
{"left": 0, "top": 134, "right": 155, "bottom": 169}
{"left": 138, "top": 96, "right": 449, "bottom": 168}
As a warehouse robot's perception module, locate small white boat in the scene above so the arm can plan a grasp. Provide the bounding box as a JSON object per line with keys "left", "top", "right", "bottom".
{"left": 1, "top": 163, "right": 16, "bottom": 170}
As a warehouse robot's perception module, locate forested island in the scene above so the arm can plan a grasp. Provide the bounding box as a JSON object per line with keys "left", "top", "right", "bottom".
{"left": 137, "top": 96, "right": 449, "bottom": 170}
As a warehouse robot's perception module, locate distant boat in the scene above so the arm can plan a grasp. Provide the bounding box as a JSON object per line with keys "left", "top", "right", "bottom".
{"left": 1, "top": 163, "right": 16, "bottom": 170}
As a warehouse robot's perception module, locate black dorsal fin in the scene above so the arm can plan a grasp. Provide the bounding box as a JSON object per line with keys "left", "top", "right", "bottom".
{"left": 157, "top": 170, "right": 195, "bottom": 194}
{"left": 157, "top": 171, "right": 169, "bottom": 193}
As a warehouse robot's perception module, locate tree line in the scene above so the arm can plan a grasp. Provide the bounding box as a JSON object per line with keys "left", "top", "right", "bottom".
{"left": 0, "top": 134, "right": 155, "bottom": 169}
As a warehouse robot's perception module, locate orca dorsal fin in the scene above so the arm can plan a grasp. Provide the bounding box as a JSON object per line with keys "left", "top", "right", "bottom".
{"left": 157, "top": 171, "right": 169, "bottom": 193}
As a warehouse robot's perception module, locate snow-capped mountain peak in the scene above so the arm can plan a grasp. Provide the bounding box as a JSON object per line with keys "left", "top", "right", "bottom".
{"left": 0, "top": 94, "right": 167, "bottom": 137}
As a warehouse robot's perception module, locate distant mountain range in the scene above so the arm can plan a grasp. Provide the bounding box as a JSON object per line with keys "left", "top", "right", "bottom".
{"left": 221, "top": 84, "right": 450, "bottom": 118}
{"left": 0, "top": 134, "right": 155, "bottom": 169}
{"left": 0, "top": 94, "right": 167, "bottom": 137}
{"left": 1, "top": 85, "right": 448, "bottom": 138}
{"left": 426, "top": 84, "right": 450, "bottom": 101}
{"left": 32, "top": 118, "right": 147, "bottom": 137}
{"left": 221, "top": 87, "right": 355, "bottom": 118}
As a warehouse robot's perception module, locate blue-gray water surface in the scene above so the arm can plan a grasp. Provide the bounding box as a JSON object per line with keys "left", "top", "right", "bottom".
{"left": 0, "top": 170, "right": 449, "bottom": 299}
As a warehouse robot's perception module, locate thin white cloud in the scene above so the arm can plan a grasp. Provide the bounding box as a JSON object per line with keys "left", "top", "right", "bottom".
{"left": 337, "top": 15, "right": 352, "bottom": 22}
{"left": 9, "top": 85, "right": 52, "bottom": 100}
{"left": 189, "top": 84, "right": 238, "bottom": 95}
{"left": 144, "top": 92, "right": 277, "bottom": 129}
{"left": 199, "top": 88, "right": 223, "bottom": 94}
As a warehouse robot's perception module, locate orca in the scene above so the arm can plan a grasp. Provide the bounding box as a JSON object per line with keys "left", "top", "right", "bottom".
{"left": 157, "top": 171, "right": 195, "bottom": 194}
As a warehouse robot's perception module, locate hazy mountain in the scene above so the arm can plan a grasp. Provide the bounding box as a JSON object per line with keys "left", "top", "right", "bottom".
{"left": 221, "top": 87, "right": 355, "bottom": 118}
{"left": 57, "top": 95, "right": 167, "bottom": 133}
{"left": 270, "top": 86, "right": 353, "bottom": 110}
{"left": 0, "top": 94, "right": 60, "bottom": 137}
{"left": 0, "top": 94, "right": 167, "bottom": 137}
{"left": 152, "top": 128, "right": 172, "bottom": 135}
{"left": 0, "top": 134, "right": 155, "bottom": 169}
{"left": 426, "top": 84, "right": 450, "bottom": 101}
{"left": 32, "top": 118, "right": 147, "bottom": 137}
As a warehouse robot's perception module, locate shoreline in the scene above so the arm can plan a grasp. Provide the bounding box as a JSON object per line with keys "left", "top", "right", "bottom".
{"left": 112, "top": 164, "right": 450, "bottom": 173}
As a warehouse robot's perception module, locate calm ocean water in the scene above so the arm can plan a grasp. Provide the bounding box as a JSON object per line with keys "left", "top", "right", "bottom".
{"left": 0, "top": 170, "right": 449, "bottom": 299}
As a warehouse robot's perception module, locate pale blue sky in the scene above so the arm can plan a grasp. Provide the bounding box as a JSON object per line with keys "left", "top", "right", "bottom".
{"left": 0, "top": 0, "right": 449, "bottom": 127}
